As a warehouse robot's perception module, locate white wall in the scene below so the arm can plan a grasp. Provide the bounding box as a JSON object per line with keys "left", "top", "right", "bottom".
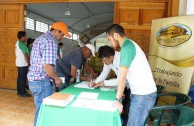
{"left": 179, "top": 0, "right": 187, "bottom": 16}
{"left": 179, "top": 0, "right": 194, "bottom": 16}
{"left": 187, "top": 0, "right": 194, "bottom": 15}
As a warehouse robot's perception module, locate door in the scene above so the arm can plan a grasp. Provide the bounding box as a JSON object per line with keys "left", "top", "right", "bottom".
{"left": 0, "top": 4, "right": 24, "bottom": 89}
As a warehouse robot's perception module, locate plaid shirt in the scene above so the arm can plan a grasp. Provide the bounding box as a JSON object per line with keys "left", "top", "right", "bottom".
{"left": 27, "top": 31, "right": 58, "bottom": 81}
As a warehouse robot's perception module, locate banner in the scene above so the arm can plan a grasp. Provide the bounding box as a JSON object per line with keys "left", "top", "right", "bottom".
{"left": 148, "top": 15, "right": 194, "bottom": 94}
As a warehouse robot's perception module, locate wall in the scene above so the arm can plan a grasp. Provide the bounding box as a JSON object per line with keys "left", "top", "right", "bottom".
{"left": 179, "top": 0, "right": 187, "bottom": 16}
{"left": 25, "top": 11, "right": 53, "bottom": 39}
{"left": 26, "top": 11, "right": 78, "bottom": 54}
{"left": 187, "top": 0, "right": 194, "bottom": 15}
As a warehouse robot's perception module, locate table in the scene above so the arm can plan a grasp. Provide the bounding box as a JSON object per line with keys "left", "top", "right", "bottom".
{"left": 36, "top": 84, "right": 122, "bottom": 126}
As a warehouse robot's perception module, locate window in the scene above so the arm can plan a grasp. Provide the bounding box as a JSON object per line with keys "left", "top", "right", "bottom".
{"left": 72, "top": 33, "right": 79, "bottom": 41}
{"left": 26, "top": 17, "right": 34, "bottom": 30}
{"left": 36, "top": 21, "right": 48, "bottom": 33}
{"left": 64, "top": 32, "right": 79, "bottom": 41}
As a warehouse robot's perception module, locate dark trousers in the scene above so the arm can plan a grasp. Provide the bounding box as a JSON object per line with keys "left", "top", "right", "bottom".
{"left": 122, "top": 87, "right": 131, "bottom": 126}
{"left": 17, "top": 66, "right": 28, "bottom": 95}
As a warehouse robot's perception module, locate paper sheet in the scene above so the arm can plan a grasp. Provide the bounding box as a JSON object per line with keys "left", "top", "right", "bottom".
{"left": 74, "top": 81, "right": 94, "bottom": 89}
{"left": 71, "top": 99, "right": 117, "bottom": 112}
{"left": 99, "top": 86, "right": 116, "bottom": 91}
{"left": 77, "top": 92, "right": 99, "bottom": 100}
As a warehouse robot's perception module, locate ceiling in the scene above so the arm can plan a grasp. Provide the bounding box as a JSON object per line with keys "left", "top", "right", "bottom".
{"left": 26, "top": 2, "right": 114, "bottom": 34}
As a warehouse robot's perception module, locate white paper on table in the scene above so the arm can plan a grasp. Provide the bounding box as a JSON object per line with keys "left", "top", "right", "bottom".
{"left": 99, "top": 86, "right": 116, "bottom": 91}
{"left": 77, "top": 92, "right": 99, "bottom": 100}
{"left": 71, "top": 99, "right": 117, "bottom": 112}
{"left": 74, "top": 81, "right": 94, "bottom": 89}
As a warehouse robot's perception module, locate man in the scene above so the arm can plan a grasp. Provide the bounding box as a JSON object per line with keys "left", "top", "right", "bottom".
{"left": 106, "top": 24, "right": 157, "bottom": 126}
{"left": 91, "top": 46, "right": 130, "bottom": 126}
{"left": 28, "top": 22, "right": 71, "bottom": 126}
{"left": 15, "top": 31, "right": 30, "bottom": 97}
{"left": 56, "top": 44, "right": 97, "bottom": 91}
{"left": 91, "top": 45, "right": 120, "bottom": 88}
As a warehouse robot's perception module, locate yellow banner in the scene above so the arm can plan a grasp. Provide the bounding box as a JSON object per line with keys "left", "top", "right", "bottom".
{"left": 148, "top": 15, "right": 194, "bottom": 94}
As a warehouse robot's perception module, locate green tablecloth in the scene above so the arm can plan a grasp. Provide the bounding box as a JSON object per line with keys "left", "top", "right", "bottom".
{"left": 36, "top": 84, "right": 122, "bottom": 126}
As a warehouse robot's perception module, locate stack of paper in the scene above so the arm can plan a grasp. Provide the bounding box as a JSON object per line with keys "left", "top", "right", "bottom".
{"left": 77, "top": 92, "right": 99, "bottom": 99}
{"left": 43, "top": 92, "right": 74, "bottom": 107}
{"left": 74, "top": 81, "right": 94, "bottom": 89}
{"left": 71, "top": 99, "right": 117, "bottom": 112}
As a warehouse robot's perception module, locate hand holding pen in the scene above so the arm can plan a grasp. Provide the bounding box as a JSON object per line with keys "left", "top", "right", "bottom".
{"left": 89, "top": 74, "right": 93, "bottom": 87}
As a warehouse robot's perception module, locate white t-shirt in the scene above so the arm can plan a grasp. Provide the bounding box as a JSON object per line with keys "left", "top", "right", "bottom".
{"left": 120, "top": 39, "right": 156, "bottom": 95}
{"left": 15, "top": 41, "right": 28, "bottom": 67}
{"left": 95, "top": 51, "right": 120, "bottom": 86}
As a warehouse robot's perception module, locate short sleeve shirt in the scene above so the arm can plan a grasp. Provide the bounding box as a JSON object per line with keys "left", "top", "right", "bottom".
{"left": 27, "top": 31, "right": 58, "bottom": 81}
{"left": 56, "top": 48, "right": 84, "bottom": 82}
{"left": 120, "top": 39, "right": 136, "bottom": 67}
{"left": 19, "top": 40, "right": 28, "bottom": 54}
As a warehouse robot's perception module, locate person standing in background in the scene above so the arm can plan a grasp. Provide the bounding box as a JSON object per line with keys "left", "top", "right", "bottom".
{"left": 57, "top": 42, "right": 63, "bottom": 59}
{"left": 15, "top": 31, "right": 31, "bottom": 97}
{"left": 27, "top": 38, "right": 34, "bottom": 56}
{"left": 28, "top": 22, "right": 71, "bottom": 126}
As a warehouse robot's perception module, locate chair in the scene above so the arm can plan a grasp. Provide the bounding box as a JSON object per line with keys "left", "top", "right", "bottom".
{"left": 145, "top": 106, "right": 194, "bottom": 126}
{"left": 156, "top": 85, "right": 166, "bottom": 94}
{"left": 146, "top": 92, "right": 191, "bottom": 126}
{"left": 155, "top": 92, "right": 191, "bottom": 106}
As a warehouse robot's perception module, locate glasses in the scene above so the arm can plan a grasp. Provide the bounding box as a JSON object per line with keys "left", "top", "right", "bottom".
{"left": 102, "top": 57, "right": 109, "bottom": 62}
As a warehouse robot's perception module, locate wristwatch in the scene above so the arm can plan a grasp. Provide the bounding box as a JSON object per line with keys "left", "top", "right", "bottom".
{"left": 115, "top": 97, "right": 123, "bottom": 103}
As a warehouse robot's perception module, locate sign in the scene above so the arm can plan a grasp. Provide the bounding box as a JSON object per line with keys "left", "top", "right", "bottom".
{"left": 148, "top": 15, "right": 194, "bottom": 94}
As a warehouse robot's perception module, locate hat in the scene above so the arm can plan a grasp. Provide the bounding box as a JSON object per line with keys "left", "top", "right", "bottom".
{"left": 51, "top": 22, "right": 71, "bottom": 38}
{"left": 85, "top": 44, "right": 95, "bottom": 57}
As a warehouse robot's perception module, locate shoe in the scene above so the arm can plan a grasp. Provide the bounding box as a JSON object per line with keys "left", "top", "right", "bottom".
{"left": 17, "top": 93, "right": 32, "bottom": 97}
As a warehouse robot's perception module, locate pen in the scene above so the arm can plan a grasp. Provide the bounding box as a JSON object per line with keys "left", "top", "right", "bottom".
{"left": 89, "top": 74, "right": 93, "bottom": 87}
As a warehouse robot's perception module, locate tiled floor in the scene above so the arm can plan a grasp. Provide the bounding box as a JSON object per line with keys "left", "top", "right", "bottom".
{"left": 0, "top": 88, "right": 35, "bottom": 126}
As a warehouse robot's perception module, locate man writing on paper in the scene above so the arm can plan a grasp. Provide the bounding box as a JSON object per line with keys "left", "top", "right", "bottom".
{"left": 56, "top": 44, "right": 98, "bottom": 91}
{"left": 90, "top": 45, "right": 130, "bottom": 126}
{"left": 90, "top": 45, "right": 120, "bottom": 88}
{"left": 106, "top": 24, "right": 157, "bottom": 126}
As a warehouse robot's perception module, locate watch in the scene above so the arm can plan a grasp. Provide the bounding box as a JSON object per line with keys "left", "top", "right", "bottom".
{"left": 115, "top": 97, "right": 123, "bottom": 103}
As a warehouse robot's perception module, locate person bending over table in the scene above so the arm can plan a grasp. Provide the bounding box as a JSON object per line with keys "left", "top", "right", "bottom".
{"left": 90, "top": 45, "right": 130, "bottom": 126}
{"left": 56, "top": 44, "right": 98, "bottom": 91}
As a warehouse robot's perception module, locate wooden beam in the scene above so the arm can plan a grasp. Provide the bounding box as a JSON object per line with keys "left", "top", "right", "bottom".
{"left": 120, "top": 23, "right": 151, "bottom": 30}
{"left": 0, "top": 0, "right": 168, "bottom": 4}
{"left": 114, "top": 2, "right": 119, "bottom": 24}
{"left": 168, "top": 0, "right": 179, "bottom": 17}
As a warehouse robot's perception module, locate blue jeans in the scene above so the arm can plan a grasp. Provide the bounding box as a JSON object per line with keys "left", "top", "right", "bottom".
{"left": 29, "top": 79, "right": 52, "bottom": 126}
{"left": 127, "top": 92, "right": 157, "bottom": 126}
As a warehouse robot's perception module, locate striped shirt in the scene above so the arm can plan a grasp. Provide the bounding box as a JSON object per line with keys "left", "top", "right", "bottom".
{"left": 27, "top": 31, "right": 58, "bottom": 81}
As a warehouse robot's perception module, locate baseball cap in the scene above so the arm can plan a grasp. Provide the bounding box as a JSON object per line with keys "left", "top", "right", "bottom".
{"left": 51, "top": 22, "right": 71, "bottom": 38}
{"left": 85, "top": 44, "right": 95, "bottom": 57}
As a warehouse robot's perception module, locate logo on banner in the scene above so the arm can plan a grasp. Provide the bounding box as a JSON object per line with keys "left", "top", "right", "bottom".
{"left": 156, "top": 23, "right": 192, "bottom": 47}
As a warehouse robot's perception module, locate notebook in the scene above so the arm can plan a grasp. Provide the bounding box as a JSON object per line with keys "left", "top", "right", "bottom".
{"left": 43, "top": 92, "right": 74, "bottom": 107}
